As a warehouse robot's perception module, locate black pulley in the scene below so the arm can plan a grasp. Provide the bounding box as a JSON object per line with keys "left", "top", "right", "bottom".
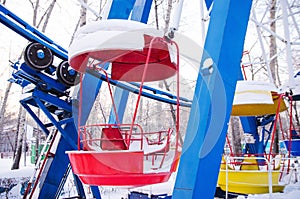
{"left": 24, "top": 42, "right": 53, "bottom": 71}
{"left": 56, "top": 61, "right": 80, "bottom": 87}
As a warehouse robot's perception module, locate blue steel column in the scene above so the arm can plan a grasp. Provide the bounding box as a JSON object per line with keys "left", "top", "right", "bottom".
{"left": 240, "top": 116, "right": 260, "bottom": 154}
{"left": 131, "top": 0, "right": 153, "bottom": 23}
{"left": 108, "top": 0, "right": 136, "bottom": 19}
{"left": 172, "top": 0, "right": 252, "bottom": 198}
{"left": 236, "top": 68, "right": 261, "bottom": 154}
{"left": 108, "top": 89, "right": 129, "bottom": 123}
{"left": 204, "top": 0, "right": 213, "bottom": 10}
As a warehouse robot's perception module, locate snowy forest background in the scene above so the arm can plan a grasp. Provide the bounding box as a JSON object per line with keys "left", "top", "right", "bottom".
{"left": 0, "top": 0, "right": 300, "bottom": 172}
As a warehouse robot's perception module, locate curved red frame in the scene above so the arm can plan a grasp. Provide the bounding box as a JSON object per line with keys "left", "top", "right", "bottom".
{"left": 69, "top": 35, "right": 177, "bottom": 82}
{"left": 67, "top": 151, "right": 173, "bottom": 186}
{"left": 68, "top": 36, "right": 181, "bottom": 186}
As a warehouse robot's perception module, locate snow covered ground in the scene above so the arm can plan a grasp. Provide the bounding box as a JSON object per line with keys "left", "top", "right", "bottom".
{"left": 0, "top": 155, "right": 175, "bottom": 198}
{"left": 1, "top": 156, "right": 300, "bottom": 199}
{"left": 246, "top": 188, "right": 300, "bottom": 199}
{"left": 0, "top": 157, "right": 34, "bottom": 199}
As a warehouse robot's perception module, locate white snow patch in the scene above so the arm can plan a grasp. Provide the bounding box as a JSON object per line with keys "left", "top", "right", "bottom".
{"left": 0, "top": 158, "right": 34, "bottom": 179}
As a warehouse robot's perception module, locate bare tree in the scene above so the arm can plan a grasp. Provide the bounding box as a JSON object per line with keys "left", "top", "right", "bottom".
{"left": 29, "top": 0, "right": 40, "bottom": 26}
{"left": 70, "top": 19, "right": 81, "bottom": 45}
{"left": 0, "top": 113, "right": 16, "bottom": 152}
{"left": 34, "top": 109, "right": 41, "bottom": 164}
{"left": 0, "top": 82, "right": 12, "bottom": 136}
{"left": 80, "top": 0, "right": 88, "bottom": 27}
{"left": 269, "top": 0, "right": 281, "bottom": 86}
{"left": 41, "top": 0, "right": 56, "bottom": 32}
{"left": 164, "top": 0, "right": 173, "bottom": 34}
{"left": 269, "top": 0, "right": 280, "bottom": 153}
{"left": 294, "top": 101, "right": 300, "bottom": 128}
{"left": 70, "top": 0, "right": 87, "bottom": 45}
{"left": 229, "top": 116, "right": 242, "bottom": 154}
{"left": 11, "top": 105, "right": 26, "bottom": 169}
{"left": 152, "top": 0, "right": 184, "bottom": 144}
{"left": 154, "top": 0, "right": 160, "bottom": 30}
{"left": 28, "top": 0, "right": 57, "bottom": 31}
{"left": 163, "top": 81, "right": 184, "bottom": 145}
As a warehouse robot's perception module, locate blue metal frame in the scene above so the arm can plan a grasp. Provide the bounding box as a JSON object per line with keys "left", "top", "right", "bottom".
{"left": 173, "top": 0, "right": 252, "bottom": 198}
{"left": 108, "top": 88, "right": 129, "bottom": 123}
{"left": 241, "top": 115, "right": 275, "bottom": 154}
{"left": 20, "top": 92, "right": 86, "bottom": 198}
{"left": 86, "top": 69, "right": 192, "bottom": 107}
{"left": 108, "top": 0, "right": 136, "bottom": 19}
{"left": 204, "top": 0, "right": 214, "bottom": 10}
{"left": 17, "top": 77, "right": 86, "bottom": 198}
{"left": 240, "top": 116, "right": 260, "bottom": 153}
{"left": 131, "top": 0, "right": 153, "bottom": 23}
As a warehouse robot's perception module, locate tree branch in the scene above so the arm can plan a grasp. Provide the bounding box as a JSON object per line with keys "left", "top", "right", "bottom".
{"left": 41, "top": 0, "right": 56, "bottom": 32}
{"left": 36, "top": 3, "right": 52, "bottom": 29}
{"left": 164, "top": 0, "right": 173, "bottom": 34}
{"left": 33, "top": 0, "right": 40, "bottom": 26}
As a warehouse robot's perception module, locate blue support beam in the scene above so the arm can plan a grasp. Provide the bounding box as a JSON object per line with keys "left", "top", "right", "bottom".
{"left": 34, "top": 98, "right": 77, "bottom": 149}
{"left": 131, "top": 0, "right": 153, "bottom": 23}
{"left": 86, "top": 69, "right": 191, "bottom": 107}
{"left": 173, "top": 0, "right": 252, "bottom": 198}
{"left": 108, "top": 88, "right": 129, "bottom": 123}
{"left": 21, "top": 90, "right": 86, "bottom": 198}
{"left": 38, "top": 130, "right": 78, "bottom": 198}
{"left": 108, "top": 0, "right": 136, "bottom": 19}
{"left": 20, "top": 102, "right": 51, "bottom": 136}
{"left": 19, "top": 87, "right": 86, "bottom": 198}
{"left": 240, "top": 116, "right": 260, "bottom": 154}
{"left": 73, "top": 73, "right": 104, "bottom": 127}
{"left": 204, "top": 0, "right": 214, "bottom": 10}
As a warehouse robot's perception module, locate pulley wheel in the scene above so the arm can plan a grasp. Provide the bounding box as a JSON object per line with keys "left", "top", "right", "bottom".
{"left": 56, "top": 61, "right": 80, "bottom": 87}
{"left": 24, "top": 42, "right": 53, "bottom": 71}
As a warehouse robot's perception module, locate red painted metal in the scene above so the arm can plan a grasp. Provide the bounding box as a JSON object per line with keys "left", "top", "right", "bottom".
{"left": 68, "top": 36, "right": 181, "bottom": 186}
{"left": 68, "top": 151, "right": 143, "bottom": 174}
{"left": 67, "top": 151, "right": 172, "bottom": 186}
{"left": 79, "top": 173, "right": 171, "bottom": 186}
{"left": 69, "top": 35, "right": 176, "bottom": 82}
{"left": 80, "top": 123, "right": 144, "bottom": 150}
{"left": 268, "top": 94, "right": 285, "bottom": 161}
{"left": 101, "top": 127, "right": 128, "bottom": 150}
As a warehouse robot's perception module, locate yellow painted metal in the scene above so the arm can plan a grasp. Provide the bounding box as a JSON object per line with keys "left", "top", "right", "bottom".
{"left": 218, "top": 156, "right": 285, "bottom": 194}
{"left": 218, "top": 169, "right": 285, "bottom": 194}
{"left": 231, "top": 94, "right": 287, "bottom": 116}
